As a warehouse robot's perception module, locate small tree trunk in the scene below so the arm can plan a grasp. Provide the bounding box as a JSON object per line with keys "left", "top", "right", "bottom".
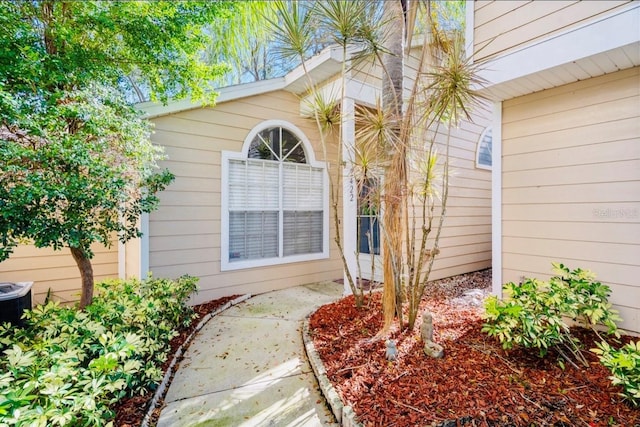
{"left": 381, "top": 0, "right": 406, "bottom": 332}
{"left": 70, "top": 247, "right": 94, "bottom": 309}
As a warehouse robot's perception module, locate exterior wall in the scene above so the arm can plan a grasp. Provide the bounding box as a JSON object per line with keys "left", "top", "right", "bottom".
{"left": 148, "top": 90, "right": 343, "bottom": 303}
{"left": 0, "top": 243, "right": 119, "bottom": 305}
{"left": 408, "top": 45, "right": 492, "bottom": 278}
{"left": 402, "top": 103, "right": 493, "bottom": 282}
{"left": 428, "top": 107, "right": 493, "bottom": 280}
{"left": 124, "top": 237, "right": 142, "bottom": 279}
{"left": 349, "top": 49, "right": 493, "bottom": 282}
{"left": 501, "top": 67, "right": 640, "bottom": 333}
{"left": 473, "top": 1, "right": 632, "bottom": 62}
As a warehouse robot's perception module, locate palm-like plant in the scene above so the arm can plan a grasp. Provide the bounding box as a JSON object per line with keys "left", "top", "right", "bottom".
{"left": 271, "top": 0, "right": 485, "bottom": 330}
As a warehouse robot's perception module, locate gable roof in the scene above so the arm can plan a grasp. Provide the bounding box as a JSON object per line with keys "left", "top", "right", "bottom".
{"left": 139, "top": 45, "right": 345, "bottom": 119}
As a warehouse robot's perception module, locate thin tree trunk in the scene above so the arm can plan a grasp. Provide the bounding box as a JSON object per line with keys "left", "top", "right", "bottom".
{"left": 381, "top": 0, "right": 406, "bottom": 331}
{"left": 70, "top": 247, "right": 94, "bottom": 309}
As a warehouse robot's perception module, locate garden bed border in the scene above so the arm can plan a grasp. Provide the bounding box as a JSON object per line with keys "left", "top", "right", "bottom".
{"left": 140, "top": 294, "right": 252, "bottom": 427}
{"left": 302, "top": 316, "right": 363, "bottom": 427}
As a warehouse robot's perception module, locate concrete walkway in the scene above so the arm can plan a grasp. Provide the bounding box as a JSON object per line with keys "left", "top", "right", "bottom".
{"left": 156, "top": 281, "right": 344, "bottom": 427}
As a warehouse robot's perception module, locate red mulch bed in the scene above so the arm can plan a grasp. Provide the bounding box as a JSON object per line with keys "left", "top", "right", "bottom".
{"left": 309, "top": 270, "right": 639, "bottom": 427}
{"left": 112, "top": 295, "right": 240, "bottom": 427}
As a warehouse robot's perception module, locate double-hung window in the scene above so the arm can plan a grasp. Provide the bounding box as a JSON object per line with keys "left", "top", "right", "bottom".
{"left": 221, "top": 121, "right": 328, "bottom": 270}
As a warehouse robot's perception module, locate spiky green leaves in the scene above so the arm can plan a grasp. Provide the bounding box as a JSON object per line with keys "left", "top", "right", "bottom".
{"left": 421, "top": 32, "right": 487, "bottom": 126}
{"left": 270, "top": 1, "right": 316, "bottom": 65}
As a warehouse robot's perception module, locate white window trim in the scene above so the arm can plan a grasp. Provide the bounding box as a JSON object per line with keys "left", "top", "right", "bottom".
{"left": 464, "top": 0, "right": 475, "bottom": 61}
{"left": 475, "top": 126, "right": 492, "bottom": 170}
{"left": 221, "top": 120, "right": 329, "bottom": 271}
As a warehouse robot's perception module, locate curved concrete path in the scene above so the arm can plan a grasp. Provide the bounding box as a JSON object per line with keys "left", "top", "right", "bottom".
{"left": 157, "top": 281, "right": 344, "bottom": 427}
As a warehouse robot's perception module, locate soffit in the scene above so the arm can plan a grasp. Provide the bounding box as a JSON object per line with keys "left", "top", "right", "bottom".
{"left": 477, "top": 3, "right": 640, "bottom": 101}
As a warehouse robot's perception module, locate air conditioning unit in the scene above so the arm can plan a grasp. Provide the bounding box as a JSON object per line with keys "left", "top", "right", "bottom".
{"left": 0, "top": 282, "right": 33, "bottom": 327}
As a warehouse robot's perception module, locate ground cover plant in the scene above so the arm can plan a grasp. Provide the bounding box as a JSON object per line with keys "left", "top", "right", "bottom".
{"left": 309, "top": 270, "right": 640, "bottom": 426}
{"left": 0, "top": 276, "right": 198, "bottom": 427}
{"left": 482, "top": 263, "right": 622, "bottom": 369}
{"left": 113, "top": 295, "right": 241, "bottom": 426}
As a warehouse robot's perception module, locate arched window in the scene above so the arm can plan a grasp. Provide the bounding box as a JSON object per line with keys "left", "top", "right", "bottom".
{"left": 476, "top": 127, "right": 492, "bottom": 170}
{"left": 221, "top": 121, "right": 328, "bottom": 270}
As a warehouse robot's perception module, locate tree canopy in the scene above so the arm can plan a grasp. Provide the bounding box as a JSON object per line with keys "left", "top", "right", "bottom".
{"left": 0, "top": 0, "right": 234, "bottom": 102}
{"left": 0, "top": 0, "right": 236, "bottom": 307}
{"left": 205, "top": 1, "right": 333, "bottom": 85}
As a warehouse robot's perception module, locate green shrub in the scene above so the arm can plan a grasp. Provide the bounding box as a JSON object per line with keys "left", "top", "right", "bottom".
{"left": 592, "top": 340, "right": 640, "bottom": 407}
{"left": 482, "top": 263, "right": 620, "bottom": 366}
{"left": 0, "top": 275, "right": 198, "bottom": 427}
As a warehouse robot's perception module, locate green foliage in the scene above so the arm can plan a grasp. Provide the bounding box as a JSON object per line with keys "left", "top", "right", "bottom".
{"left": 483, "top": 277, "right": 564, "bottom": 356}
{"left": 0, "top": 0, "right": 234, "bottom": 305}
{"left": 592, "top": 340, "right": 640, "bottom": 406}
{"left": 0, "top": 85, "right": 173, "bottom": 261}
{"left": 205, "top": 1, "right": 314, "bottom": 85}
{"left": 0, "top": 276, "right": 198, "bottom": 427}
{"left": 0, "top": 0, "right": 233, "bottom": 103}
{"left": 482, "top": 263, "right": 621, "bottom": 364}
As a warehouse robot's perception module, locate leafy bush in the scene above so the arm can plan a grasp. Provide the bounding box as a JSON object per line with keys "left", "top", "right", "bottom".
{"left": 592, "top": 340, "right": 640, "bottom": 407}
{"left": 0, "top": 276, "right": 198, "bottom": 426}
{"left": 482, "top": 263, "right": 621, "bottom": 366}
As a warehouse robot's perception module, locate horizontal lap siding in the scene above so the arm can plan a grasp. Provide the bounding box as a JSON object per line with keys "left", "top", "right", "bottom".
{"left": 353, "top": 52, "right": 493, "bottom": 281}
{"left": 501, "top": 67, "right": 640, "bottom": 333}
{"left": 421, "top": 108, "right": 493, "bottom": 280}
{"left": 0, "top": 242, "right": 118, "bottom": 305}
{"left": 473, "top": 1, "right": 631, "bottom": 62}
{"left": 149, "top": 90, "right": 342, "bottom": 303}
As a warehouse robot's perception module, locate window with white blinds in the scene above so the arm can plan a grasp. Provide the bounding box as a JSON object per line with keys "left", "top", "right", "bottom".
{"left": 223, "top": 123, "right": 326, "bottom": 269}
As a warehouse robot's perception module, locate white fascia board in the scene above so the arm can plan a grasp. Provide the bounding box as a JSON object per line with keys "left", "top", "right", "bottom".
{"left": 138, "top": 77, "right": 287, "bottom": 119}
{"left": 137, "top": 98, "right": 202, "bottom": 119}
{"left": 491, "top": 101, "right": 502, "bottom": 297}
{"left": 284, "top": 45, "right": 346, "bottom": 94}
{"left": 478, "top": 3, "right": 640, "bottom": 96}
{"left": 464, "top": 0, "right": 475, "bottom": 60}
{"left": 138, "top": 46, "right": 348, "bottom": 119}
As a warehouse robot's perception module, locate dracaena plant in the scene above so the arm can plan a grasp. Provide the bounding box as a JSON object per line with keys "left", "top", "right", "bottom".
{"left": 271, "top": 1, "right": 486, "bottom": 333}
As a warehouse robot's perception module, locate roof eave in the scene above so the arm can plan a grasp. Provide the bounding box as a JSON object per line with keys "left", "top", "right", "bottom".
{"left": 138, "top": 45, "right": 346, "bottom": 118}
{"left": 475, "top": 3, "right": 640, "bottom": 101}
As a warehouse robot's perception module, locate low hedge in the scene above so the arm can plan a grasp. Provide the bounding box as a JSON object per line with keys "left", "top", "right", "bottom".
{"left": 0, "top": 275, "right": 198, "bottom": 427}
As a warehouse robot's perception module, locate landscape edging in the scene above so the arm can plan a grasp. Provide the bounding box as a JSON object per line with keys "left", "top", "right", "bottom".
{"left": 302, "top": 317, "right": 363, "bottom": 427}
{"left": 140, "top": 294, "right": 252, "bottom": 427}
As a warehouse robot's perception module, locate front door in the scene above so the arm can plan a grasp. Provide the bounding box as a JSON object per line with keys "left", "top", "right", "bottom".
{"left": 357, "top": 178, "right": 383, "bottom": 283}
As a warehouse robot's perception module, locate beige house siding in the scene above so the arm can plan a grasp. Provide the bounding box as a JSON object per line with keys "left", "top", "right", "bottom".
{"left": 501, "top": 66, "right": 640, "bottom": 333}
{"left": 0, "top": 46, "right": 492, "bottom": 308}
{"left": 351, "top": 50, "right": 493, "bottom": 281}
{"left": 346, "top": 51, "right": 493, "bottom": 282}
{"left": 148, "top": 90, "right": 343, "bottom": 303}
{"left": 0, "top": 243, "right": 119, "bottom": 305}
{"left": 473, "top": 1, "right": 632, "bottom": 62}
{"left": 435, "top": 113, "right": 493, "bottom": 278}
{"left": 407, "top": 108, "right": 493, "bottom": 282}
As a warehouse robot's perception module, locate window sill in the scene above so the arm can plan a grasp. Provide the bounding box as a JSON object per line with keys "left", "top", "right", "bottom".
{"left": 220, "top": 251, "right": 330, "bottom": 271}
